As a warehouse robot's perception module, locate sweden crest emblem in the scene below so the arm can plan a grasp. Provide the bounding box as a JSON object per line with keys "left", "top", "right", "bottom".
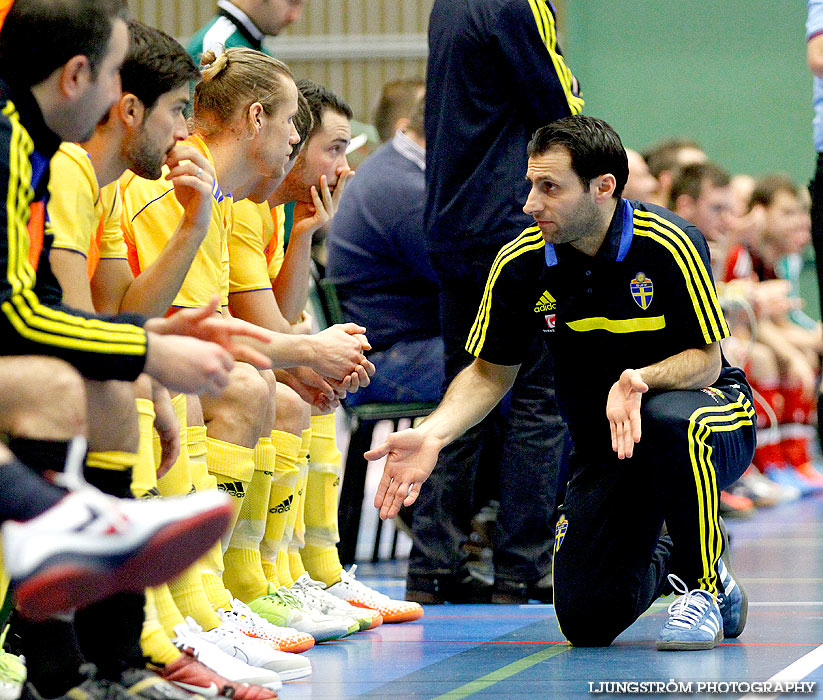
{"left": 630, "top": 272, "right": 654, "bottom": 310}
{"left": 554, "top": 514, "right": 568, "bottom": 553}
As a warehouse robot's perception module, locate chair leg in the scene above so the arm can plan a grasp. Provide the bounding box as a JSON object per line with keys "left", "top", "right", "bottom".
{"left": 338, "top": 420, "right": 376, "bottom": 566}
{"left": 372, "top": 517, "right": 383, "bottom": 563}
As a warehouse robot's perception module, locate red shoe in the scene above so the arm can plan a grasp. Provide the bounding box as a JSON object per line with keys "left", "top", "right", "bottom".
{"left": 154, "top": 651, "right": 278, "bottom": 700}
{"left": 719, "top": 490, "right": 755, "bottom": 519}
{"left": 795, "top": 462, "right": 823, "bottom": 489}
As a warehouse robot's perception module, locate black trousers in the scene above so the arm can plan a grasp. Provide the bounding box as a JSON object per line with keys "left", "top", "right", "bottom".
{"left": 553, "top": 373, "right": 756, "bottom": 646}
{"left": 409, "top": 251, "right": 569, "bottom": 584}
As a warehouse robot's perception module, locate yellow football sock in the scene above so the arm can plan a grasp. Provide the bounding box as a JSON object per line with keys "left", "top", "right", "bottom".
{"left": 223, "top": 438, "right": 274, "bottom": 602}
{"left": 207, "top": 437, "right": 254, "bottom": 538}
{"left": 141, "top": 587, "right": 181, "bottom": 665}
{"left": 186, "top": 425, "right": 208, "bottom": 462}
{"left": 156, "top": 405, "right": 222, "bottom": 631}
{"left": 262, "top": 431, "right": 301, "bottom": 587}
{"left": 288, "top": 449, "right": 310, "bottom": 581}
{"left": 131, "top": 398, "right": 159, "bottom": 498}
{"left": 278, "top": 428, "right": 310, "bottom": 587}
{"left": 152, "top": 583, "right": 186, "bottom": 638}
{"left": 182, "top": 422, "right": 233, "bottom": 611}
{"left": 85, "top": 450, "right": 137, "bottom": 472}
{"left": 302, "top": 413, "right": 344, "bottom": 586}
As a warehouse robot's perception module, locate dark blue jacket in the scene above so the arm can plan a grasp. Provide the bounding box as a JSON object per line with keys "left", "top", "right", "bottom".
{"left": 425, "top": 0, "right": 583, "bottom": 257}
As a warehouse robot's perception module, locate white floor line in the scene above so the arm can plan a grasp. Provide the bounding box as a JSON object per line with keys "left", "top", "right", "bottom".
{"left": 738, "top": 644, "right": 823, "bottom": 700}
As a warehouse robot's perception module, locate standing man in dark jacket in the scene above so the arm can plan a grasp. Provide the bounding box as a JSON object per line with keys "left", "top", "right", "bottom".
{"left": 410, "top": 0, "right": 583, "bottom": 603}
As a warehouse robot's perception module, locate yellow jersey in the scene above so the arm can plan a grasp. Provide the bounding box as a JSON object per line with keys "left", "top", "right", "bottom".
{"left": 119, "top": 134, "right": 231, "bottom": 311}
{"left": 48, "top": 143, "right": 128, "bottom": 279}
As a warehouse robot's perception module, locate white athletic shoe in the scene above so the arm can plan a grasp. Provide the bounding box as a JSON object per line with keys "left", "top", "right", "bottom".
{"left": 172, "top": 618, "right": 281, "bottom": 690}
{"left": 247, "top": 586, "right": 353, "bottom": 642}
{"left": 2, "top": 451, "right": 233, "bottom": 621}
{"left": 291, "top": 574, "right": 379, "bottom": 632}
{"left": 326, "top": 565, "right": 424, "bottom": 623}
{"left": 217, "top": 601, "right": 312, "bottom": 680}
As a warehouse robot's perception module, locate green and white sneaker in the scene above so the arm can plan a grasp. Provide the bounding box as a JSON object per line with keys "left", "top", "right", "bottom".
{"left": 0, "top": 626, "right": 25, "bottom": 700}
{"left": 247, "top": 586, "right": 351, "bottom": 643}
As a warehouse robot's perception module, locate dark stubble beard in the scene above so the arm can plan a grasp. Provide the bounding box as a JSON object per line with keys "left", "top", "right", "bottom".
{"left": 126, "top": 130, "right": 166, "bottom": 181}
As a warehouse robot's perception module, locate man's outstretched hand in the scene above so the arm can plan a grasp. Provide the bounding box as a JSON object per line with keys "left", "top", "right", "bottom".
{"left": 365, "top": 428, "right": 441, "bottom": 520}
{"left": 606, "top": 368, "right": 648, "bottom": 459}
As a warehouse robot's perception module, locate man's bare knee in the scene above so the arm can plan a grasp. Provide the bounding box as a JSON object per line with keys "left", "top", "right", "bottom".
{"left": 0, "top": 357, "right": 86, "bottom": 438}
{"left": 273, "top": 383, "right": 311, "bottom": 436}
{"left": 201, "top": 363, "right": 269, "bottom": 447}
{"left": 84, "top": 379, "right": 139, "bottom": 453}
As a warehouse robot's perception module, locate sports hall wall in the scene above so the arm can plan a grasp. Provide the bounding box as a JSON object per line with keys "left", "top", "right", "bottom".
{"left": 564, "top": 1, "right": 809, "bottom": 184}
{"left": 137, "top": 0, "right": 820, "bottom": 318}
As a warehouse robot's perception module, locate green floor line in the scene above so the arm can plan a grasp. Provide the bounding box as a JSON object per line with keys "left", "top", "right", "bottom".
{"left": 432, "top": 643, "right": 570, "bottom": 700}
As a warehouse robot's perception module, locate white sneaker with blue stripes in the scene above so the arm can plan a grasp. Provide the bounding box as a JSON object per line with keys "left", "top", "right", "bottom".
{"left": 656, "top": 574, "right": 723, "bottom": 651}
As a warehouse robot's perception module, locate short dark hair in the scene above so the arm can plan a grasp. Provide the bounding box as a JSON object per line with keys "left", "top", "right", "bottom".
{"left": 668, "top": 162, "right": 730, "bottom": 209}
{"left": 749, "top": 174, "right": 800, "bottom": 209}
{"left": 373, "top": 77, "right": 424, "bottom": 142}
{"left": 296, "top": 79, "right": 352, "bottom": 141}
{"left": 122, "top": 20, "right": 199, "bottom": 113}
{"left": 643, "top": 138, "right": 703, "bottom": 179}
{"left": 0, "top": 0, "right": 127, "bottom": 88}
{"left": 527, "top": 115, "right": 629, "bottom": 198}
{"left": 289, "top": 89, "right": 313, "bottom": 160}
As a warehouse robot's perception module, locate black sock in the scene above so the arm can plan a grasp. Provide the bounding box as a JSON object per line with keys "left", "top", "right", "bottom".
{"left": 74, "top": 592, "right": 146, "bottom": 679}
{"left": 9, "top": 611, "right": 84, "bottom": 697}
{"left": 82, "top": 466, "right": 134, "bottom": 499}
{"left": 7, "top": 437, "right": 74, "bottom": 477}
{"left": 0, "top": 458, "right": 66, "bottom": 523}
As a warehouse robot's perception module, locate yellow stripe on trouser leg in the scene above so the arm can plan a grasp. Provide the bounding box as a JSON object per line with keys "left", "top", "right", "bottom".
{"left": 278, "top": 428, "right": 310, "bottom": 587}
{"left": 207, "top": 436, "right": 255, "bottom": 540}
{"left": 0, "top": 549, "right": 7, "bottom": 615}
{"left": 151, "top": 583, "right": 186, "bottom": 640}
{"left": 141, "top": 587, "right": 181, "bottom": 665}
{"left": 262, "top": 430, "right": 301, "bottom": 588}
{"left": 131, "top": 398, "right": 158, "bottom": 498}
{"left": 157, "top": 406, "right": 222, "bottom": 631}
{"left": 301, "top": 413, "right": 344, "bottom": 586}
{"left": 223, "top": 438, "right": 275, "bottom": 602}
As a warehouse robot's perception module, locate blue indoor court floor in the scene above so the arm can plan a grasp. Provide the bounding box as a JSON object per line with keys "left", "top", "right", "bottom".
{"left": 277, "top": 496, "right": 823, "bottom": 700}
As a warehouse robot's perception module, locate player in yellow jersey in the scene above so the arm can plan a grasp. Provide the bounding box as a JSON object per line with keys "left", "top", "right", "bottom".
{"left": 121, "top": 46, "right": 374, "bottom": 648}
{"left": 45, "top": 21, "right": 289, "bottom": 699}
{"left": 232, "top": 79, "right": 422, "bottom": 626}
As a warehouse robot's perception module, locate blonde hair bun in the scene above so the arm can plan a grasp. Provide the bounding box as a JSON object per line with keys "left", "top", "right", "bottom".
{"left": 200, "top": 48, "right": 229, "bottom": 80}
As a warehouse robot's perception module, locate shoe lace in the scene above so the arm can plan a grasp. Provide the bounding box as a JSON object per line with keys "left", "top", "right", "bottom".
{"left": 340, "top": 565, "right": 390, "bottom": 604}
{"left": 225, "top": 599, "right": 275, "bottom": 634}
{"left": 262, "top": 587, "right": 302, "bottom": 610}
{"left": 51, "top": 436, "right": 89, "bottom": 491}
{"left": 665, "top": 574, "right": 717, "bottom": 628}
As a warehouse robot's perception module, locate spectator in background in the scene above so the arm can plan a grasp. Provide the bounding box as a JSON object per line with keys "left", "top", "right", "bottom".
{"left": 327, "top": 87, "right": 443, "bottom": 406}
{"left": 372, "top": 78, "right": 425, "bottom": 144}
{"left": 669, "top": 162, "right": 733, "bottom": 279}
{"left": 188, "top": 0, "right": 306, "bottom": 63}
{"left": 623, "top": 149, "right": 658, "bottom": 202}
{"left": 644, "top": 138, "right": 706, "bottom": 207}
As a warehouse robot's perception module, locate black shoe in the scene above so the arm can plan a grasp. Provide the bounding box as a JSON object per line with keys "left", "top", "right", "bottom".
{"left": 405, "top": 568, "right": 493, "bottom": 604}
{"left": 120, "top": 669, "right": 204, "bottom": 700}
{"left": 491, "top": 570, "right": 553, "bottom": 604}
{"left": 22, "top": 666, "right": 133, "bottom": 700}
